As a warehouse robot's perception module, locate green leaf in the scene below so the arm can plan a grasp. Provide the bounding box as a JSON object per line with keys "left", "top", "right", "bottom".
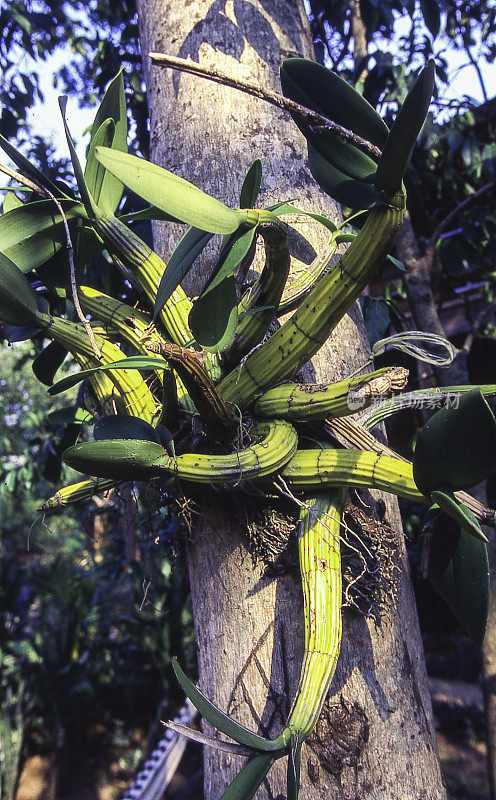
{"left": 427, "top": 521, "right": 489, "bottom": 646}
{"left": 0, "top": 251, "right": 40, "bottom": 324}
{"left": 360, "top": 296, "right": 390, "bottom": 347}
{"left": 280, "top": 58, "right": 389, "bottom": 147}
{"left": 0, "top": 132, "right": 63, "bottom": 198}
{"left": 220, "top": 752, "right": 274, "bottom": 800}
{"left": 94, "top": 415, "right": 162, "bottom": 444}
{"left": 413, "top": 389, "right": 496, "bottom": 494}
{"left": 46, "top": 406, "right": 93, "bottom": 425}
{"left": 85, "top": 71, "right": 128, "bottom": 214}
{"left": 387, "top": 254, "right": 405, "bottom": 271}
{"left": 287, "top": 740, "right": 302, "bottom": 800}
{"left": 155, "top": 425, "right": 175, "bottom": 458}
{"left": 420, "top": 0, "right": 441, "bottom": 37}
{"left": 430, "top": 491, "right": 488, "bottom": 542}
{"left": 118, "top": 207, "right": 180, "bottom": 224}
{"left": 189, "top": 275, "right": 238, "bottom": 352}
{"left": 374, "top": 60, "right": 435, "bottom": 194}
{"left": 63, "top": 439, "right": 169, "bottom": 479}
{"left": 239, "top": 160, "right": 262, "bottom": 209}
{"left": 95, "top": 148, "right": 244, "bottom": 234}
{"left": 48, "top": 355, "right": 171, "bottom": 395}
{"left": 271, "top": 203, "right": 337, "bottom": 232}
{"left": 202, "top": 227, "right": 256, "bottom": 298}
{"left": 59, "top": 96, "right": 98, "bottom": 217}
{"left": 307, "top": 145, "right": 381, "bottom": 209}
{"left": 91, "top": 71, "right": 127, "bottom": 144}
{"left": 85, "top": 118, "right": 124, "bottom": 214}
{"left": 172, "top": 659, "right": 286, "bottom": 753}
{"left": 32, "top": 341, "right": 68, "bottom": 386}
{"left": 0, "top": 199, "right": 83, "bottom": 272}
{"left": 153, "top": 227, "right": 213, "bottom": 320}
{"left": 3, "top": 191, "right": 23, "bottom": 212}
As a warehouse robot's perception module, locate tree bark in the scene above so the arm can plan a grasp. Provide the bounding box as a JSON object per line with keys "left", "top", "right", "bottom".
{"left": 135, "top": 2, "right": 447, "bottom": 797}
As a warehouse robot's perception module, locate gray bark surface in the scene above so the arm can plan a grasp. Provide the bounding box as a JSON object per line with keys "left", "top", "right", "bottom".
{"left": 136, "top": 2, "right": 447, "bottom": 797}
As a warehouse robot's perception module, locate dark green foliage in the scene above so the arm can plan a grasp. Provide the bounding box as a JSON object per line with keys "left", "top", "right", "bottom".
{"left": 413, "top": 389, "right": 496, "bottom": 494}
{"left": 427, "top": 522, "right": 489, "bottom": 647}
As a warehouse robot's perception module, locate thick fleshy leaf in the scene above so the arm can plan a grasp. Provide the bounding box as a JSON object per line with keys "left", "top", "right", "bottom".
{"left": 3, "top": 191, "right": 23, "bottom": 212}
{"left": 375, "top": 61, "right": 435, "bottom": 194}
{"left": 118, "top": 207, "right": 180, "bottom": 224}
{"left": 271, "top": 203, "right": 337, "bottom": 233}
{"left": 360, "top": 296, "right": 390, "bottom": 347}
{"left": 189, "top": 275, "right": 238, "bottom": 352}
{"left": 155, "top": 425, "right": 175, "bottom": 458}
{"left": 220, "top": 753, "right": 274, "bottom": 800}
{"left": 32, "top": 341, "right": 68, "bottom": 385}
{"left": 0, "top": 251, "right": 40, "bottom": 324}
{"left": 239, "top": 160, "right": 262, "bottom": 209}
{"left": 84, "top": 72, "right": 127, "bottom": 214}
{"left": 94, "top": 415, "right": 161, "bottom": 444}
{"left": 153, "top": 227, "right": 213, "bottom": 320}
{"left": 95, "top": 148, "right": 244, "bottom": 234}
{"left": 202, "top": 227, "right": 257, "bottom": 298}
{"left": 172, "top": 659, "right": 286, "bottom": 753}
{"left": 427, "top": 522, "right": 489, "bottom": 647}
{"left": 91, "top": 71, "right": 127, "bottom": 146}
{"left": 280, "top": 58, "right": 389, "bottom": 147}
{"left": 48, "top": 355, "right": 171, "bottom": 395}
{"left": 287, "top": 741, "right": 302, "bottom": 800}
{"left": 431, "top": 491, "right": 488, "bottom": 542}
{"left": 420, "top": 0, "right": 441, "bottom": 37}
{"left": 59, "top": 96, "right": 99, "bottom": 217}
{"left": 413, "top": 389, "right": 496, "bottom": 494}
{"left": 0, "top": 132, "right": 63, "bottom": 198}
{"left": 63, "top": 438, "right": 169, "bottom": 479}
{"left": 46, "top": 406, "right": 93, "bottom": 425}
{"left": 0, "top": 199, "right": 82, "bottom": 272}
{"left": 308, "top": 145, "right": 381, "bottom": 209}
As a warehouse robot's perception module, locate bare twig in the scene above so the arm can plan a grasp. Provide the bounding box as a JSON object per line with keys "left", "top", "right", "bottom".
{"left": 149, "top": 52, "right": 382, "bottom": 162}
{"left": 425, "top": 179, "right": 495, "bottom": 263}
{"left": 0, "top": 162, "right": 102, "bottom": 359}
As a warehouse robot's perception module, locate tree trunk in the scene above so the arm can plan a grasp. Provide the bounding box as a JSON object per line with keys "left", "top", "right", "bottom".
{"left": 136, "top": 2, "right": 447, "bottom": 797}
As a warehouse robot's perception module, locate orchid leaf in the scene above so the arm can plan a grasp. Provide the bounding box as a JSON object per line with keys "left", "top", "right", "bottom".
{"left": 95, "top": 148, "right": 244, "bottom": 234}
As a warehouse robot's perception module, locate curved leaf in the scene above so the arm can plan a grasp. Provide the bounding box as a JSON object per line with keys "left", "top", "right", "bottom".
{"left": 431, "top": 491, "right": 487, "bottom": 542}
{"left": 240, "top": 160, "right": 262, "bottom": 209}
{"left": 0, "top": 132, "right": 63, "bottom": 198}
{"left": 153, "top": 227, "right": 213, "bottom": 320}
{"left": 63, "top": 438, "right": 169, "bottom": 479}
{"left": 59, "top": 96, "right": 98, "bottom": 217}
{"left": 220, "top": 753, "right": 274, "bottom": 800}
{"left": 94, "top": 415, "right": 161, "bottom": 444}
{"left": 280, "top": 58, "right": 388, "bottom": 147}
{"left": 32, "top": 341, "right": 68, "bottom": 386}
{"left": 95, "top": 148, "right": 244, "bottom": 234}
{"left": 413, "top": 389, "right": 496, "bottom": 494}
{"left": 189, "top": 275, "right": 238, "bottom": 352}
{"left": 427, "top": 521, "right": 489, "bottom": 647}
{"left": 48, "top": 355, "right": 171, "bottom": 395}
{"left": 0, "top": 199, "right": 82, "bottom": 272}
{"left": 172, "top": 659, "right": 286, "bottom": 753}
{"left": 272, "top": 203, "right": 337, "bottom": 232}
{"left": 308, "top": 145, "right": 381, "bottom": 209}
{"left": 375, "top": 60, "right": 435, "bottom": 194}
{"left": 0, "top": 251, "right": 40, "bottom": 324}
